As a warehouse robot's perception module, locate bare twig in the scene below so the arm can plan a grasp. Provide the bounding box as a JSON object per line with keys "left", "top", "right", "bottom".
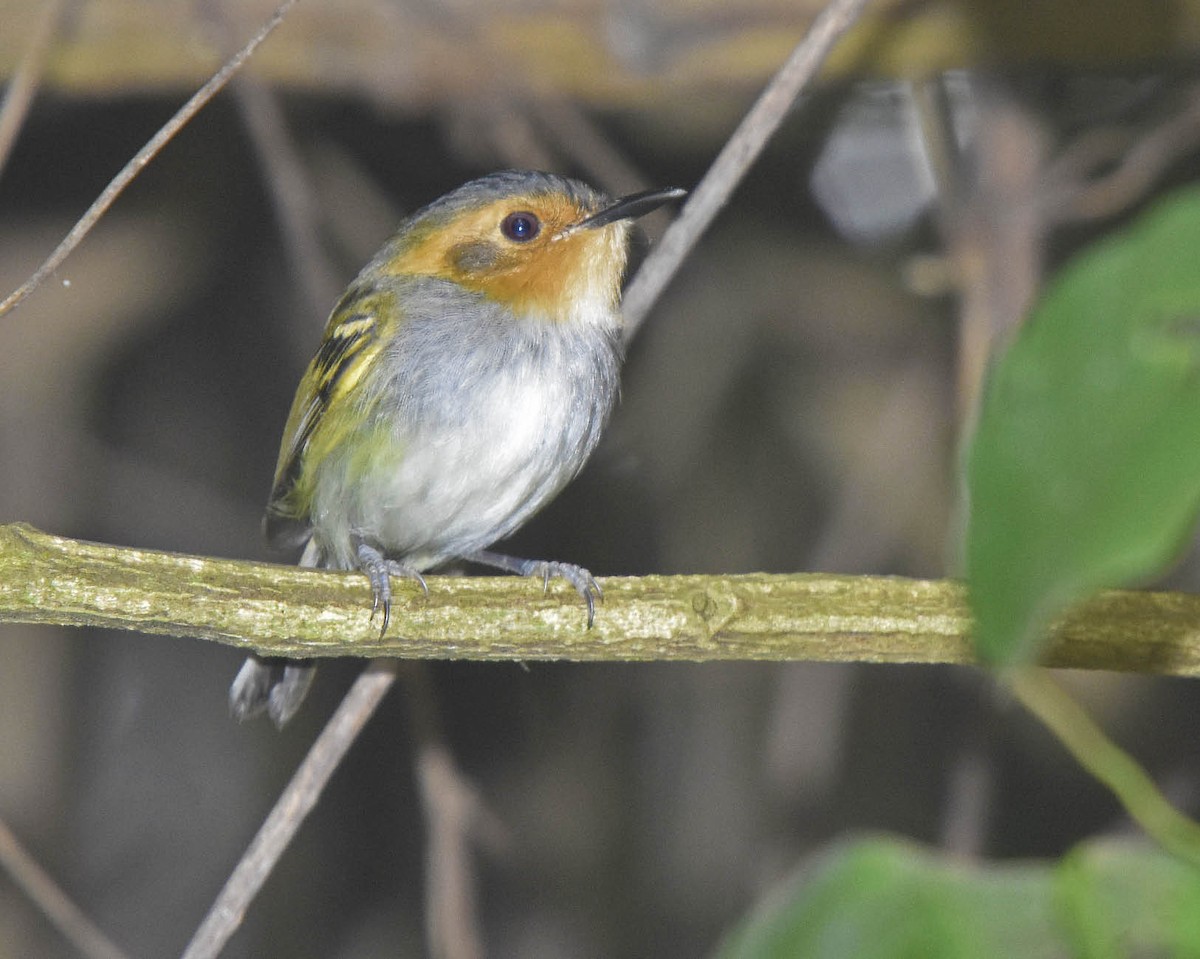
{"left": 527, "top": 99, "right": 675, "bottom": 240}
{"left": 1047, "top": 85, "right": 1200, "bottom": 224}
{"left": 0, "top": 0, "right": 68, "bottom": 180}
{"left": 938, "top": 744, "right": 992, "bottom": 858}
{"left": 468, "top": 98, "right": 559, "bottom": 172}
{"left": 528, "top": 99, "right": 649, "bottom": 197}
{"left": 0, "top": 0, "right": 300, "bottom": 320}
{"left": 180, "top": 660, "right": 398, "bottom": 959}
{"left": 0, "top": 816, "right": 130, "bottom": 959}
{"left": 417, "top": 746, "right": 488, "bottom": 959}
{"left": 400, "top": 666, "right": 505, "bottom": 959}
{"left": 621, "top": 0, "right": 872, "bottom": 339}
{"left": 927, "top": 91, "right": 1046, "bottom": 423}
{"left": 230, "top": 76, "right": 342, "bottom": 322}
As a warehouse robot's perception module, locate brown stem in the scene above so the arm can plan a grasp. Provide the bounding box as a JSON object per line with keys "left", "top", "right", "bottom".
{"left": 179, "top": 660, "right": 398, "bottom": 959}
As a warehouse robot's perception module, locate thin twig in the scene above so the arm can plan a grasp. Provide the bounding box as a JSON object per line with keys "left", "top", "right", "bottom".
{"left": 0, "top": 0, "right": 300, "bottom": 320}
{"left": 936, "top": 93, "right": 1046, "bottom": 423}
{"left": 527, "top": 99, "right": 674, "bottom": 240}
{"left": 400, "top": 666, "right": 506, "bottom": 959}
{"left": 417, "top": 746, "right": 488, "bottom": 959}
{"left": 528, "top": 98, "right": 649, "bottom": 196}
{"left": 1046, "top": 85, "right": 1200, "bottom": 224}
{"left": 199, "top": 0, "right": 339, "bottom": 323}
{"left": 0, "top": 0, "right": 68, "bottom": 180}
{"left": 0, "top": 816, "right": 130, "bottom": 959}
{"left": 180, "top": 660, "right": 398, "bottom": 959}
{"left": 232, "top": 76, "right": 341, "bottom": 321}
{"left": 620, "top": 0, "right": 872, "bottom": 339}
{"left": 469, "top": 98, "right": 560, "bottom": 173}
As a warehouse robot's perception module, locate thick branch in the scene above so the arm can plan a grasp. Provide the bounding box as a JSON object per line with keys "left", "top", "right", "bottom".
{"left": 1, "top": 523, "right": 1199, "bottom": 675}
{"left": 5, "top": 0, "right": 1175, "bottom": 104}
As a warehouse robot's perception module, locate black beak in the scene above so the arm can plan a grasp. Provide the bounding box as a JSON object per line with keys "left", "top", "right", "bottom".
{"left": 576, "top": 186, "right": 687, "bottom": 230}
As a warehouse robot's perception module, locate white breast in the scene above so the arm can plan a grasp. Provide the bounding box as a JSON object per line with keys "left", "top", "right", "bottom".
{"left": 311, "top": 305, "right": 622, "bottom": 571}
{"left": 374, "top": 367, "right": 584, "bottom": 566}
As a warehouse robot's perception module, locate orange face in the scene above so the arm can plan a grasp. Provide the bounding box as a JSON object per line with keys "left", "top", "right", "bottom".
{"left": 379, "top": 193, "right": 631, "bottom": 322}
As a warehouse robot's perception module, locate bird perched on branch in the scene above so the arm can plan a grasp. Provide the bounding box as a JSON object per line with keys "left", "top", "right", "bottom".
{"left": 230, "top": 170, "right": 685, "bottom": 726}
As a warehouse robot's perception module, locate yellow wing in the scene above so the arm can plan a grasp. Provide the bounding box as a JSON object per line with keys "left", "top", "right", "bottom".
{"left": 263, "top": 288, "right": 387, "bottom": 548}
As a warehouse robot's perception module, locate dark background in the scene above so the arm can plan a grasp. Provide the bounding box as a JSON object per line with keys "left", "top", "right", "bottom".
{"left": 3, "top": 7, "right": 1200, "bottom": 955}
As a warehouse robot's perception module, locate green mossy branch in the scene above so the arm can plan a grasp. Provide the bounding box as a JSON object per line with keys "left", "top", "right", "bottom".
{"left": 2, "top": 522, "right": 1200, "bottom": 673}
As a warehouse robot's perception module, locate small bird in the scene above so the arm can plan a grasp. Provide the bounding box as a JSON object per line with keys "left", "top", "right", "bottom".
{"left": 231, "top": 170, "right": 685, "bottom": 726}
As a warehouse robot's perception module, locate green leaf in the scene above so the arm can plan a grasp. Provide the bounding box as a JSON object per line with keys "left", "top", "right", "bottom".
{"left": 713, "top": 836, "right": 1200, "bottom": 959}
{"left": 1056, "top": 841, "right": 1200, "bottom": 959}
{"left": 965, "top": 185, "right": 1200, "bottom": 664}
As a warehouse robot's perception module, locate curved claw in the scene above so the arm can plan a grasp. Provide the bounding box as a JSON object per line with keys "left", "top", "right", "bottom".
{"left": 376, "top": 596, "right": 391, "bottom": 638}
{"left": 583, "top": 587, "right": 596, "bottom": 629}
{"left": 389, "top": 561, "right": 430, "bottom": 598}
{"left": 465, "top": 550, "right": 602, "bottom": 628}
{"left": 356, "top": 541, "right": 392, "bottom": 638}
{"left": 531, "top": 560, "right": 601, "bottom": 629}
{"left": 355, "top": 541, "right": 430, "bottom": 637}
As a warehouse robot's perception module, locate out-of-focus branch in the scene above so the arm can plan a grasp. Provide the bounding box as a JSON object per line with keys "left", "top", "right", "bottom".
{"left": 1046, "top": 84, "right": 1200, "bottom": 224}
{"left": 0, "top": 0, "right": 68, "bottom": 180}
{"left": 925, "top": 89, "right": 1047, "bottom": 422}
{"left": 621, "top": 0, "right": 872, "bottom": 338}
{"left": 0, "top": 816, "right": 130, "bottom": 959}
{"left": 180, "top": 660, "right": 399, "bottom": 959}
{"left": 5, "top": 524, "right": 1200, "bottom": 677}
{"left": 417, "top": 746, "right": 494, "bottom": 959}
{"left": 230, "top": 75, "right": 342, "bottom": 324}
{"left": 0, "top": 0, "right": 299, "bottom": 319}
{"left": 397, "top": 665, "right": 505, "bottom": 959}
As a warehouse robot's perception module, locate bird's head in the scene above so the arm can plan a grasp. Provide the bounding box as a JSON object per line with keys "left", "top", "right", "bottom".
{"left": 376, "top": 171, "right": 684, "bottom": 325}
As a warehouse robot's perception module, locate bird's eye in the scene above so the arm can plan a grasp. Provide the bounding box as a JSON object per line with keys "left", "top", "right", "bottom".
{"left": 501, "top": 211, "right": 540, "bottom": 242}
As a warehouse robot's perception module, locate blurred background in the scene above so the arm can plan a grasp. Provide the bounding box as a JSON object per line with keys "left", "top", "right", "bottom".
{"left": 5, "top": 0, "right": 1200, "bottom": 956}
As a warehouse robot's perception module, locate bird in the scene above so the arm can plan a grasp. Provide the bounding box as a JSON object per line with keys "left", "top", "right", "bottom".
{"left": 230, "top": 170, "right": 685, "bottom": 726}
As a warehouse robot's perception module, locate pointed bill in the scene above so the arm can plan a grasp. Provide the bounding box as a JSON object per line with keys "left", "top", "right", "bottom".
{"left": 560, "top": 187, "right": 687, "bottom": 236}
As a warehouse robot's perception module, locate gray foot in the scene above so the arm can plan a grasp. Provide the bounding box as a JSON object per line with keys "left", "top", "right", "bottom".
{"left": 354, "top": 540, "right": 427, "bottom": 637}
{"left": 229, "top": 655, "right": 316, "bottom": 728}
{"left": 466, "top": 549, "right": 601, "bottom": 627}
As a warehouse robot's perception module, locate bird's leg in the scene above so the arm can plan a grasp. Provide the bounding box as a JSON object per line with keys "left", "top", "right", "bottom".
{"left": 228, "top": 539, "right": 325, "bottom": 727}
{"left": 229, "top": 542, "right": 426, "bottom": 727}
{"left": 354, "top": 538, "right": 428, "bottom": 637}
{"left": 465, "top": 549, "right": 602, "bottom": 627}
{"left": 229, "top": 656, "right": 280, "bottom": 722}
{"left": 267, "top": 662, "right": 317, "bottom": 728}
{"left": 229, "top": 655, "right": 316, "bottom": 728}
